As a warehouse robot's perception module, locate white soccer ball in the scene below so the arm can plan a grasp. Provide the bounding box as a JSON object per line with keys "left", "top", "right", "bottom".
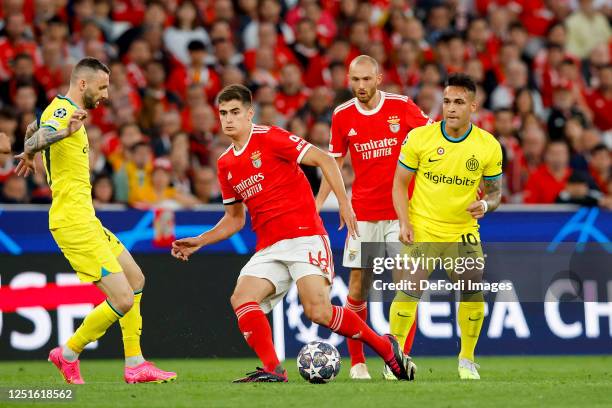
{"left": 296, "top": 341, "right": 341, "bottom": 383}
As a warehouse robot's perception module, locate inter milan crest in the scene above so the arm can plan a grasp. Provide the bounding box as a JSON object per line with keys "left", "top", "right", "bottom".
{"left": 466, "top": 155, "right": 479, "bottom": 171}
{"left": 251, "top": 150, "right": 262, "bottom": 168}
{"left": 387, "top": 116, "right": 400, "bottom": 133}
{"left": 53, "top": 108, "right": 67, "bottom": 118}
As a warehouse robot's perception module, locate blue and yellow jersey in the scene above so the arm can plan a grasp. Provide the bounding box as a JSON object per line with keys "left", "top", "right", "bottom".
{"left": 398, "top": 121, "right": 503, "bottom": 234}
{"left": 39, "top": 95, "right": 95, "bottom": 229}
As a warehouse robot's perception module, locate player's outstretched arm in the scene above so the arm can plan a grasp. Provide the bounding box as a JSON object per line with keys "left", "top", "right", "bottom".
{"left": 13, "top": 120, "right": 40, "bottom": 177}
{"left": 22, "top": 109, "right": 87, "bottom": 156}
{"left": 392, "top": 165, "right": 415, "bottom": 245}
{"left": 301, "top": 146, "right": 358, "bottom": 239}
{"left": 314, "top": 156, "right": 344, "bottom": 211}
{"left": 467, "top": 176, "right": 502, "bottom": 219}
{"left": 171, "top": 202, "right": 246, "bottom": 261}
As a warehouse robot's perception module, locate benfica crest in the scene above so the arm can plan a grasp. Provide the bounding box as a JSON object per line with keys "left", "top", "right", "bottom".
{"left": 251, "top": 150, "right": 262, "bottom": 168}
{"left": 387, "top": 116, "right": 400, "bottom": 133}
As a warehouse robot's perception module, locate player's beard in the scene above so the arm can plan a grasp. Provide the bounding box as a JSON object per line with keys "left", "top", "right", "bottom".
{"left": 355, "top": 86, "right": 376, "bottom": 104}
{"left": 83, "top": 90, "right": 98, "bottom": 109}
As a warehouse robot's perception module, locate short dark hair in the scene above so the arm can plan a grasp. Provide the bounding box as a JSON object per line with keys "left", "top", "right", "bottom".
{"left": 445, "top": 73, "right": 477, "bottom": 94}
{"left": 591, "top": 143, "right": 609, "bottom": 155}
{"left": 72, "top": 57, "right": 110, "bottom": 84}
{"left": 217, "top": 84, "right": 252, "bottom": 106}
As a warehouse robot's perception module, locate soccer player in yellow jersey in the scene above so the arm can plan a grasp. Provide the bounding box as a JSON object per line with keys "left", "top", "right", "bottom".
{"left": 13, "top": 57, "right": 176, "bottom": 384}
{"left": 392, "top": 73, "right": 503, "bottom": 380}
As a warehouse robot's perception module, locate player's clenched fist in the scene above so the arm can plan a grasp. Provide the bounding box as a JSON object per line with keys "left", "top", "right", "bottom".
{"left": 68, "top": 109, "right": 88, "bottom": 134}
{"left": 398, "top": 221, "right": 414, "bottom": 245}
{"left": 466, "top": 200, "right": 487, "bottom": 219}
{"left": 171, "top": 236, "right": 204, "bottom": 261}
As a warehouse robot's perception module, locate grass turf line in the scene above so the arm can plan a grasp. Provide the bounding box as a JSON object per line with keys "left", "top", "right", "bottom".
{"left": 0, "top": 356, "right": 610, "bottom": 408}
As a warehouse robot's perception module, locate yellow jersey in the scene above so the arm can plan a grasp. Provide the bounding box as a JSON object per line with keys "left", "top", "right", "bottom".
{"left": 39, "top": 95, "right": 95, "bottom": 229}
{"left": 398, "top": 121, "right": 503, "bottom": 234}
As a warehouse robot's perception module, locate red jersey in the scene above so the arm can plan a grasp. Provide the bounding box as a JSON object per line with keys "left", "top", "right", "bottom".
{"left": 329, "top": 91, "right": 431, "bottom": 221}
{"left": 217, "top": 124, "right": 326, "bottom": 251}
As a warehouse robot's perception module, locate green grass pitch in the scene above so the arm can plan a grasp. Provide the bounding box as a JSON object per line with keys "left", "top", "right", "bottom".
{"left": 1, "top": 356, "right": 611, "bottom": 407}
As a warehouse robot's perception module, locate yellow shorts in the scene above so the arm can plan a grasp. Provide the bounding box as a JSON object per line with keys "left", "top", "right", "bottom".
{"left": 51, "top": 218, "right": 125, "bottom": 283}
{"left": 405, "top": 224, "right": 484, "bottom": 276}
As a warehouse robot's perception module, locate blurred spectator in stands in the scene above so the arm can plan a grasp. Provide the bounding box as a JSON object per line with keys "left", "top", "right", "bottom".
{"left": 167, "top": 39, "right": 220, "bottom": 103}
{"left": 242, "top": 0, "right": 294, "bottom": 50}
{"left": 153, "top": 110, "right": 182, "bottom": 157}
{"left": 276, "top": 63, "right": 309, "bottom": 120}
{"left": 392, "top": 40, "right": 423, "bottom": 98}
{"left": 287, "top": 115, "right": 308, "bottom": 140}
{"left": 0, "top": 107, "right": 17, "bottom": 154}
{"left": 189, "top": 103, "right": 216, "bottom": 166}
{"left": 565, "top": 116, "right": 590, "bottom": 171}
{"left": 36, "top": 40, "right": 65, "bottom": 101}
{"left": 426, "top": 4, "right": 452, "bottom": 45}
{"left": 565, "top": 0, "right": 611, "bottom": 59}
{"left": 472, "top": 85, "right": 494, "bottom": 133}
{"left": 495, "top": 108, "right": 523, "bottom": 198}
{"left": 13, "top": 82, "right": 38, "bottom": 117}
{"left": 209, "top": 20, "right": 244, "bottom": 74}
{"left": 0, "top": 53, "right": 46, "bottom": 109}
{"left": 88, "top": 125, "right": 112, "bottom": 178}
{"left": 124, "top": 141, "right": 153, "bottom": 206}
{"left": 513, "top": 87, "right": 538, "bottom": 129}
{"left": 92, "top": 173, "right": 115, "bottom": 207}
{"left": 192, "top": 166, "right": 221, "bottom": 204}
{"left": 524, "top": 140, "right": 573, "bottom": 203}
{"left": 416, "top": 83, "right": 442, "bottom": 122}
{"left": 292, "top": 17, "right": 326, "bottom": 88}
{"left": 547, "top": 87, "right": 588, "bottom": 141}
{"left": 115, "top": 0, "right": 166, "bottom": 57}
{"left": 286, "top": 0, "right": 337, "bottom": 47}
{"left": 180, "top": 84, "right": 205, "bottom": 133}
{"left": 169, "top": 132, "right": 192, "bottom": 195}
{"left": 0, "top": 12, "right": 40, "bottom": 81}
{"left": 584, "top": 63, "right": 611, "bottom": 132}
{"left": 347, "top": 20, "right": 370, "bottom": 61}
{"left": 244, "top": 22, "right": 297, "bottom": 80}
{"left": 108, "top": 61, "right": 142, "bottom": 132}
{"left": 143, "top": 60, "right": 179, "bottom": 106}
{"left": 582, "top": 43, "right": 609, "bottom": 88}
{"left": 491, "top": 59, "right": 542, "bottom": 113}
{"left": 509, "top": 125, "right": 548, "bottom": 203}
{"left": 124, "top": 38, "right": 152, "bottom": 90}
{"left": 257, "top": 103, "right": 282, "bottom": 127}
{"left": 163, "top": 0, "right": 209, "bottom": 66}
{"left": 108, "top": 123, "right": 143, "bottom": 193}
{"left": 588, "top": 144, "right": 611, "bottom": 194}
{"left": 555, "top": 171, "right": 604, "bottom": 207}
{"left": 296, "top": 86, "right": 333, "bottom": 129}
{"left": 1, "top": 174, "right": 28, "bottom": 203}
{"left": 220, "top": 66, "right": 246, "bottom": 88}
{"left": 134, "top": 157, "right": 199, "bottom": 209}
{"left": 328, "top": 61, "right": 352, "bottom": 105}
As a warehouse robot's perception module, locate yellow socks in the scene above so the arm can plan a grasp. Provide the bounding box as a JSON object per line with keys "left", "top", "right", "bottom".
{"left": 389, "top": 291, "right": 419, "bottom": 350}
{"left": 119, "top": 291, "right": 143, "bottom": 359}
{"left": 66, "top": 300, "right": 123, "bottom": 355}
{"left": 458, "top": 292, "right": 485, "bottom": 361}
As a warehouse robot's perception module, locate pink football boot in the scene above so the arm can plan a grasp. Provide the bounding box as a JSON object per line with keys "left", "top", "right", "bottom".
{"left": 48, "top": 347, "right": 85, "bottom": 384}
{"left": 124, "top": 361, "right": 177, "bottom": 384}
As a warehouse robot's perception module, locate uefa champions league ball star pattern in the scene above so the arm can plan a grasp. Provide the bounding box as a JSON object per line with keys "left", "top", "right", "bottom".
{"left": 297, "top": 341, "right": 341, "bottom": 383}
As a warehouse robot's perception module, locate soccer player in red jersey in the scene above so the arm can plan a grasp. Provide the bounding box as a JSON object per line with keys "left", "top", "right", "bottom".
{"left": 316, "top": 55, "right": 431, "bottom": 380}
{"left": 171, "top": 84, "right": 415, "bottom": 382}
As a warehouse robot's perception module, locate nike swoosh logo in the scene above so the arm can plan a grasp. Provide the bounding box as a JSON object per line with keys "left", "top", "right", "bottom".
{"left": 468, "top": 317, "right": 481, "bottom": 321}
{"left": 428, "top": 158, "right": 442, "bottom": 162}
{"left": 396, "top": 312, "right": 412, "bottom": 318}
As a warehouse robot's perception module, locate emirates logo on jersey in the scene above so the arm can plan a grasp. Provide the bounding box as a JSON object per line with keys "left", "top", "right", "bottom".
{"left": 387, "top": 115, "right": 400, "bottom": 133}
{"left": 251, "top": 150, "right": 262, "bottom": 168}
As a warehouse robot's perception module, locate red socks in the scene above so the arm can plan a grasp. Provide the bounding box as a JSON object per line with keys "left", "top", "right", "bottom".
{"left": 327, "top": 305, "right": 393, "bottom": 362}
{"left": 234, "top": 302, "right": 280, "bottom": 372}
{"left": 403, "top": 317, "right": 418, "bottom": 355}
{"left": 345, "top": 296, "right": 367, "bottom": 366}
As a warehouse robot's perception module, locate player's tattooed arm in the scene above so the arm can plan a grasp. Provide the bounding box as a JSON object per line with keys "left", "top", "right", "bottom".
{"left": 23, "top": 109, "right": 87, "bottom": 155}
{"left": 483, "top": 176, "right": 502, "bottom": 212}
{"left": 24, "top": 119, "right": 39, "bottom": 142}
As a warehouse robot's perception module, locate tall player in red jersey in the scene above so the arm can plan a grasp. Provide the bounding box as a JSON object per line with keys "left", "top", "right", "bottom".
{"left": 171, "top": 84, "right": 415, "bottom": 382}
{"left": 316, "top": 55, "right": 431, "bottom": 380}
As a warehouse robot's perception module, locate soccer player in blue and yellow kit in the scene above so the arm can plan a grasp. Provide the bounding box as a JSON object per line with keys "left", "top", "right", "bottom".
{"left": 13, "top": 57, "right": 176, "bottom": 384}
{"left": 392, "top": 73, "right": 503, "bottom": 380}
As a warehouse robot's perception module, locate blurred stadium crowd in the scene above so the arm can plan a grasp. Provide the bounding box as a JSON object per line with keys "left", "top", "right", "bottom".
{"left": 0, "top": 0, "right": 610, "bottom": 209}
